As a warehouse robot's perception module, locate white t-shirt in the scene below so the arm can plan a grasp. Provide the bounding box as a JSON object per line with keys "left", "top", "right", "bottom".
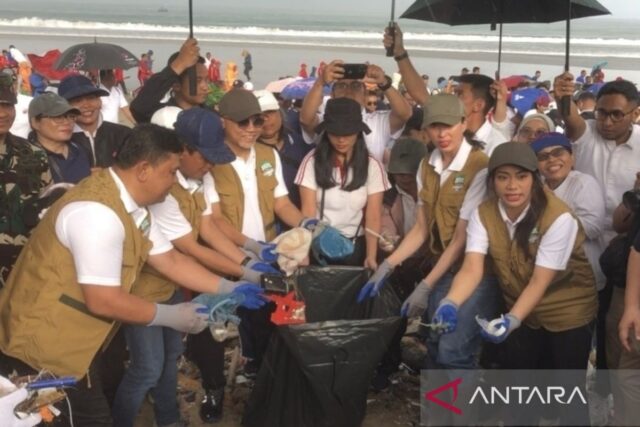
{"left": 552, "top": 170, "right": 607, "bottom": 289}
{"left": 572, "top": 121, "right": 640, "bottom": 244}
{"left": 147, "top": 170, "right": 219, "bottom": 241}
{"left": 295, "top": 151, "right": 390, "bottom": 237}
{"left": 416, "top": 140, "right": 488, "bottom": 222}
{"left": 474, "top": 119, "right": 509, "bottom": 156}
{"left": 231, "top": 146, "right": 288, "bottom": 241}
{"left": 466, "top": 202, "right": 579, "bottom": 270}
{"left": 100, "top": 84, "right": 128, "bottom": 124}
{"left": 303, "top": 106, "right": 403, "bottom": 163}
{"left": 55, "top": 168, "right": 172, "bottom": 286}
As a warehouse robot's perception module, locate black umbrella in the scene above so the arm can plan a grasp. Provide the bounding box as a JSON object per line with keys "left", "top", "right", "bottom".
{"left": 400, "top": 0, "right": 610, "bottom": 77}
{"left": 54, "top": 41, "right": 139, "bottom": 71}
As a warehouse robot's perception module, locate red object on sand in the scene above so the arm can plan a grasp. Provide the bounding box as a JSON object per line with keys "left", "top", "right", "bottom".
{"left": 268, "top": 291, "right": 306, "bottom": 325}
{"left": 27, "top": 50, "right": 73, "bottom": 81}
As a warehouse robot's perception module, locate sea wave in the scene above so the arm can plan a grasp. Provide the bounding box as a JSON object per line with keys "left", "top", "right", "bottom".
{"left": 0, "top": 17, "right": 639, "bottom": 47}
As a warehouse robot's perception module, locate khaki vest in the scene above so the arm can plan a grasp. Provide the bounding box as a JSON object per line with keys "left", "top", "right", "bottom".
{"left": 420, "top": 148, "right": 488, "bottom": 257}
{"left": 478, "top": 191, "right": 597, "bottom": 331}
{"left": 210, "top": 143, "right": 278, "bottom": 241}
{"left": 131, "top": 182, "right": 207, "bottom": 302}
{"left": 0, "top": 169, "right": 152, "bottom": 377}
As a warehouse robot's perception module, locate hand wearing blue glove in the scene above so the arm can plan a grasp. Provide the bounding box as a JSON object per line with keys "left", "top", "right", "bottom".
{"left": 241, "top": 260, "right": 282, "bottom": 283}
{"left": 357, "top": 260, "right": 394, "bottom": 303}
{"left": 432, "top": 298, "right": 459, "bottom": 334}
{"left": 299, "top": 217, "right": 320, "bottom": 231}
{"left": 231, "top": 283, "right": 268, "bottom": 310}
{"left": 476, "top": 313, "right": 521, "bottom": 344}
{"left": 243, "top": 238, "right": 278, "bottom": 263}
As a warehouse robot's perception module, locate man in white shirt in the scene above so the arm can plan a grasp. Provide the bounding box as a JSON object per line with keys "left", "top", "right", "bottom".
{"left": 299, "top": 60, "right": 412, "bottom": 163}
{"left": 0, "top": 124, "right": 263, "bottom": 426}
{"left": 553, "top": 75, "right": 640, "bottom": 244}
{"left": 99, "top": 69, "right": 136, "bottom": 124}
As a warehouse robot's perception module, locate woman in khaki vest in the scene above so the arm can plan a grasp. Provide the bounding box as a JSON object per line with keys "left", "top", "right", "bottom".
{"left": 440, "top": 142, "right": 597, "bottom": 424}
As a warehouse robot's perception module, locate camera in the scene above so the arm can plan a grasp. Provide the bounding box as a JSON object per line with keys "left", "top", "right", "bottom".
{"left": 340, "top": 64, "right": 368, "bottom": 80}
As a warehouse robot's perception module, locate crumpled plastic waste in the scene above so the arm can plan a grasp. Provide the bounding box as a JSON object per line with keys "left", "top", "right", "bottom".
{"left": 475, "top": 315, "right": 507, "bottom": 336}
{"left": 268, "top": 291, "right": 306, "bottom": 325}
{"left": 192, "top": 293, "right": 243, "bottom": 325}
{"left": 272, "top": 227, "right": 312, "bottom": 276}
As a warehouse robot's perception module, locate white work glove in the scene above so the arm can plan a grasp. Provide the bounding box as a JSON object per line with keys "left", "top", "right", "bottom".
{"left": 148, "top": 302, "right": 209, "bottom": 334}
{"left": 0, "top": 376, "right": 42, "bottom": 427}
{"left": 401, "top": 279, "right": 431, "bottom": 318}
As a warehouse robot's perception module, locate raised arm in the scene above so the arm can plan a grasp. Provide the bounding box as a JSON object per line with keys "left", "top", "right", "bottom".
{"left": 383, "top": 23, "right": 428, "bottom": 106}
{"left": 553, "top": 72, "right": 586, "bottom": 141}
{"left": 300, "top": 60, "right": 344, "bottom": 136}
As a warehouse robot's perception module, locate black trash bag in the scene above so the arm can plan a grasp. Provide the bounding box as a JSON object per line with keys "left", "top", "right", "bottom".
{"left": 243, "top": 266, "right": 402, "bottom": 427}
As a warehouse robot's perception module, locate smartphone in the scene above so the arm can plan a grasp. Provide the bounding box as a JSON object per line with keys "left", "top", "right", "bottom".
{"left": 340, "top": 63, "right": 368, "bottom": 80}
{"left": 260, "top": 274, "right": 289, "bottom": 295}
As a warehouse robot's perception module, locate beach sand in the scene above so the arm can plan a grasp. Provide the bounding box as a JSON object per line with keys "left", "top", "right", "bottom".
{"left": 2, "top": 32, "right": 639, "bottom": 90}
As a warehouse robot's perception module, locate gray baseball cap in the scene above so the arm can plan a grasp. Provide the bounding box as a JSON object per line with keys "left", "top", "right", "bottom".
{"left": 28, "top": 92, "right": 80, "bottom": 121}
{"left": 218, "top": 89, "right": 261, "bottom": 122}
{"left": 488, "top": 141, "right": 538, "bottom": 174}
{"left": 387, "top": 138, "right": 427, "bottom": 175}
{"left": 423, "top": 94, "right": 465, "bottom": 127}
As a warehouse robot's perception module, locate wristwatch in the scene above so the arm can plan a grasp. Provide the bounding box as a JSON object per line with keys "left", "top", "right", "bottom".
{"left": 394, "top": 51, "right": 409, "bottom": 62}
{"left": 378, "top": 75, "right": 392, "bottom": 91}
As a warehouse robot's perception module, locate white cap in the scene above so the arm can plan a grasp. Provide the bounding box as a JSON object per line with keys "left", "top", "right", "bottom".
{"left": 243, "top": 81, "right": 254, "bottom": 91}
{"left": 150, "top": 106, "right": 182, "bottom": 130}
{"left": 253, "top": 90, "right": 280, "bottom": 112}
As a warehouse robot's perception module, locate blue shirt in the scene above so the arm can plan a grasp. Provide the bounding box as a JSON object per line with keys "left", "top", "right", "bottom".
{"left": 44, "top": 142, "right": 92, "bottom": 184}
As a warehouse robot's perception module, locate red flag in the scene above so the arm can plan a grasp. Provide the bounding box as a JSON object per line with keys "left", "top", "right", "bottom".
{"left": 27, "top": 50, "right": 74, "bottom": 81}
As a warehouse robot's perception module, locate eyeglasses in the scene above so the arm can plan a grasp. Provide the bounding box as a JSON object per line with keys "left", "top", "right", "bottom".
{"left": 333, "top": 81, "right": 364, "bottom": 92}
{"left": 536, "top": 146, "right": 570, "bottom": 162}
{"left": 518, "top": 128, "right": 548, "bottom": 140}
{"left": 367, "top": 101, "right": 377, "bottom": 107}
{"left": 40, "top": 113, "right": 78, "bottom": 124}
{"left": 236, "top": 115, "right": 265, "bottom": 128}
{"left": 594, "top": 108, "right": 636, "bottom": 122}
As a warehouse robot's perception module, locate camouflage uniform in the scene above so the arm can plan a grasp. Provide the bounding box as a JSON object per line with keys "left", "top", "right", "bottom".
{"left": 0, "top": 133, "right": 52, "bottom": 287}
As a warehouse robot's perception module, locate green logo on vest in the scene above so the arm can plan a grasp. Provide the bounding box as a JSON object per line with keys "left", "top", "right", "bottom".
{"left": 139, "top": 212, "right": 151, "bottom": 237}
{"left": 528, "top": 226, "right": 540, "bottom": 244}
{"left": 260, "top": 161, "right": 275, "bottom": 177}
{"left": 453, "top": 174, "right": 465, "bottom": 192}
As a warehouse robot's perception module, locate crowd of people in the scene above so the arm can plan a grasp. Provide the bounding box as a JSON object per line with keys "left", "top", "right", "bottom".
{"left": 1, "top": 20, "right": 640, "bottom": 427}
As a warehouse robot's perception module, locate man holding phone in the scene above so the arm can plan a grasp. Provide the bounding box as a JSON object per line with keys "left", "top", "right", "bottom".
{"left": 300, "top": 60, "right": 412, "bottom": 163}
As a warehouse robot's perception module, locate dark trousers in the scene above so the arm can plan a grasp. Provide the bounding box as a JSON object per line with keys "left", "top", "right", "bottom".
{"left": 0, "top": 328, "right": 126, "bottom": 427}
{"left": 237, "top": 302, "right": 276, "bottom": 365}
{"left": 186, "top": 329, "right": 226, "bottom": 391}
{"left": 595, "top": 282, "right": 614, "bottom": 395}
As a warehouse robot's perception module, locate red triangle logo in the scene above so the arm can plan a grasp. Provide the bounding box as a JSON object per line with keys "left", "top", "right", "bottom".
{"left": 424, "top": 377, "right": 463, "bottom": 415}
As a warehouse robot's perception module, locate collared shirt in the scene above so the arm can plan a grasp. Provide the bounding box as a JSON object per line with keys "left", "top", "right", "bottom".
{"left": 466, "top": 201, "right": 578, "bottom": 270}
{"left": 42, "top": 141, "right": 91, "bottom": 184}
{"left": 100, "top": 84, "right": 129, "bottom": 124}
{"left": 72, "top": 120, "right": 131, "bottom": 168}
{"left": 416, "top": 139, "right": 488, "bottom": 221}
{"left": 474, "top": 119, "right": 509, "bottom": 156}
{"left": 572, "top": 121, "right": 640, "bottom": 244}
{"left": 552, "top": 170, "right": 607, "bottom": 289}
{"left": 229, "top": 146, "right": 288, "bottom": 241}
{"left": 55, "top": 168, "right": 172, "bottom": 286}
{"left": 73, "top": 116, "right": 103, "bottom": 165}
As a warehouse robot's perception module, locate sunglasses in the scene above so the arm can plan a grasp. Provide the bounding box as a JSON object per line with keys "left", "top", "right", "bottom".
{"left": 236, "top": 115, "right": 265, "bottom": 128}
{"left": 536, "top": 146, "right": 570, "bottom": 162}
{"left": 594, "top": 108, "right": 636, "bottom": 123}
{"left": 518, "top": 128, "right": 548, "bottom": 139}
{"left": 333, "top": 81, "right": 364, "bottom": 91}
{"left": 367, "top": 101, "right": 377, "bottom": 106}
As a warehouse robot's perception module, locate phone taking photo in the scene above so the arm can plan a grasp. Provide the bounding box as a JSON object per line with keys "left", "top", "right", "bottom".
{"left": 340, "top": 63, "right": 368, "bottom": 80}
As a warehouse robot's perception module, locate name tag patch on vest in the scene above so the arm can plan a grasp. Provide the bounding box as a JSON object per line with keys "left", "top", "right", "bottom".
{"left": 260, "top": 161, "right": 275, "bottom": 177}
{"left": 139, "top": 212, "right": 151, "bottom": 237}
{"left": 528, "top": 226, "right": 540, "bottom": 244}
{"left": 453, "top": 174, "right": 465, "bottom": 192}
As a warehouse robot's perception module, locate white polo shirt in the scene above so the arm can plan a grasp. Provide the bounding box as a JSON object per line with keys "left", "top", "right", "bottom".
{"left": 474, "top": 119, "right": 509, "bottom": 156}
{"left": 230, "top": 146, "right": 288, "bottom": 241}
{"left": 303, "top": 107, "right": 403, "bottom": 163}
{"left": 551, "top": 170, "right": 607, "bottom": 290}
{"left": 295, "top": 151, "right": 390, "bottom": 237}
{"left": 100, "top": 84, "right": 129, "bottom": 124}
{"left": 55, "top": 168, "right": 172, "bottom": 286}
{"left": 572, "top": 121, "right": 640, "bottom": 244}
{"left": 416, "top": 140, "right": 488, "bottom": 222}
{"left": 466, "top": 202, "right": 579, "bottom": 271}
{"left": 147, "top": 170, "right": 219, "bottom": 241}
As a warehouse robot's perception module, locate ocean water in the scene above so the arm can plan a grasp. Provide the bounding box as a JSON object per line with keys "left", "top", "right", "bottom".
{"left": 1, "top": 1, "right": 639, "bottom": 87}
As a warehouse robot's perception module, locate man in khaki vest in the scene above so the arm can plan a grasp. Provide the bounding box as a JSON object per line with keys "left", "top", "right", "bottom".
{"left": 0, "top": 124, "right": 264, "bottom": 426}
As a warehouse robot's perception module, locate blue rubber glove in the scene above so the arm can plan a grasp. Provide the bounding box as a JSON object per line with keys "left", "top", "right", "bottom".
{"left": 299, "top": 217, "right": 320, "bottom": 231}
{"left": 241, "top": 260, "right": 282, "bottom": 283}
{"left": 243, "top": 238, "right": 278, "bottom": 263}
{"left": 357, "top": 260, "right": 393, "bottom": 303}
{"left": 231, "top": 283, "right": 268, "bottom": 310}
{"left": 476, "top": 313, "right": 521, "bottom": 344}
{"left": 432, "top": 298, "right": 459, "bottom": 334}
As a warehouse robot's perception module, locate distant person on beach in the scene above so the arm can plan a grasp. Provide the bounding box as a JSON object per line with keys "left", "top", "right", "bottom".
{"left": 241, "top": 49, "right": 252, "bottom": 81}
{"left": 99, "top": 69, "right": 136, "bottom": 125}
{"left": 138, "top": 53, "right": 152, "bottom": 86}
{"left": 147, "top": 49, "right": 154, "bottom": 72}
{"left": 300, "top": 59, "right": 412, "bottom": 163}
{"left": 533, "top": 70, "right": 542, "bottom": 81}
{"left": 225, "top": 62, "right": 239, "bottom": 91}
{"left": 384, "top": 23, "right": 510, "bottom": 155}
{"left": 204, "top": 51, "right": 212, "bottom": 69}
{"left": 298, "top": 63, "right": 308, "bottom": 79}
{"left": 114, "top": 68, "right": 128, "bottom": 95}
{"left": 472, "top": 66, "right": 480, "bottom": 74}
{"left": 576, "top": 69, "right": 588, "bottom": 84}
{"left": 208, "top": 57, "right": 221, "bottom": 84}
{"left": 310, "top": 65, "right": 317, "bottom": 78}
{"left": 59, "top": 74, "right": 131, "bottom": 169}
{"left": 130, "top": 38, "right": 209, "bottom": 123}
{"left": 461, "top": 67, "right": 469, "bottom": 75}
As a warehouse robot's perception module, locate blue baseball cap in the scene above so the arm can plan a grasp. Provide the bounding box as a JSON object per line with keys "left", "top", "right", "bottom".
{"left": 530, "top": 132, "right": 572, "bottom": 154}
{"left": 58, "top": 74, "right": 109, "bottom": 101}
{"left": 174, "top": 108, "right": 235, "bottom": 165}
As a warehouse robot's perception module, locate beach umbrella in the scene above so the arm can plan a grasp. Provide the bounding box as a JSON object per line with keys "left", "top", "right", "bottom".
{"left": 509, "top": 87, "right": 548, "bottom": 115}
{"left": 400, "top": 0, "right": 610, "bottom": 77}
{"left": 280, "top": 78, "right": 331, "bottom": 100}
{"left": 265, "top": 77, "right": 299, "bottom": 94}
{"left": 54, "top": 42, "right": 138, "bottom": 71}
{"left": 501, "top": 75, "right": 530, "bottom": 90}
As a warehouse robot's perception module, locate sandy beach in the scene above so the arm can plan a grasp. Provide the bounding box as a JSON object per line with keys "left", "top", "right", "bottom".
{"left": 2, "top": 32, "right": 639, "bottom": 90}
